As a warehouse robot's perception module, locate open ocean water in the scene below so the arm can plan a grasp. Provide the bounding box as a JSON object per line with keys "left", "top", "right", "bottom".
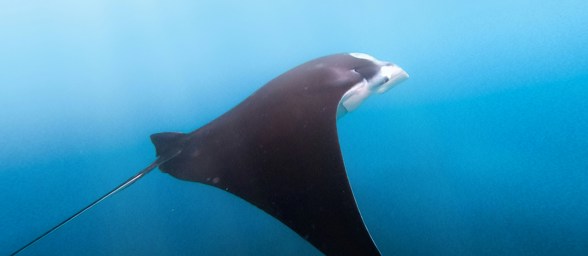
{"left": 1, "top": 0, "right": 587, "bottom": 255}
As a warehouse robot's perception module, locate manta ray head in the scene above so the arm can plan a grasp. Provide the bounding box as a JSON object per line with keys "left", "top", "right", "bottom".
{"left": 336, "top": 53, "right": 409, "bottom": 118}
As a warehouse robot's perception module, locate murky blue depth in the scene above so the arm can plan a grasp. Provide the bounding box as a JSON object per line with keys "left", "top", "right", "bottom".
{"left": 1, "top": 1, "right": 587, "bottom": 255}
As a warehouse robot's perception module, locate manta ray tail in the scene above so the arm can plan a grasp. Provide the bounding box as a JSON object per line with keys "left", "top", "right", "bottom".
{"left": 11, "top": 136, "right": 184, "bottom": 256}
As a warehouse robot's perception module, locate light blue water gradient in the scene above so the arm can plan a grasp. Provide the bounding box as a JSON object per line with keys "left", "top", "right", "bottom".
{"left": 1, "top": 0, "right": 587, "bottom": 255}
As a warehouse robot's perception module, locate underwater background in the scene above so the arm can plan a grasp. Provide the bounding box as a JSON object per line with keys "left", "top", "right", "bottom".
{"left": 1, "top": 0, "right": 587, "bottom": 255}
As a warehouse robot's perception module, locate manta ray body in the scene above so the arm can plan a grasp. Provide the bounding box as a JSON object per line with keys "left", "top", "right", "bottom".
{"left": 12, "top": 53, "right": 408, "bottom": 256}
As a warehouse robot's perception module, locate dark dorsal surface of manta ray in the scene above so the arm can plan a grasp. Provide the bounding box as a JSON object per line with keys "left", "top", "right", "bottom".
{"left": 12, "top": 53, "right": 408, "bottom": 256}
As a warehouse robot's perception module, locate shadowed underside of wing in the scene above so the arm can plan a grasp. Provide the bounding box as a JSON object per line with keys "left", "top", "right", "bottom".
{"left": 153, "top": 55, "right": 380, "bottom": 255}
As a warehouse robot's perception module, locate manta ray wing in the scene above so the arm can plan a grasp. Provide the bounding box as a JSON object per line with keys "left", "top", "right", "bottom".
{"left": 153, "top": 54, "right": 381, "bottom": 255}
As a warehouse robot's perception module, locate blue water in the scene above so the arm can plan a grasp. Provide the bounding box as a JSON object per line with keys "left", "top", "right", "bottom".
{"left": 1, "top": 0, "right": 587, "bottom": 255}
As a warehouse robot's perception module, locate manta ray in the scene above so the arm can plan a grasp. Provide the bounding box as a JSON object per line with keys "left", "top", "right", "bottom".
{"left": 12, "top": 53, "right": 408, "bottom": 256}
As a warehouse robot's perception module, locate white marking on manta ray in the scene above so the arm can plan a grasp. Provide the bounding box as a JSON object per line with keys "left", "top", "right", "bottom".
{"left": 337, "top": 53, "right": 409, "bottom": 118}
{"left": 349, "top": 52, "right": 378, "bottom": 61}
